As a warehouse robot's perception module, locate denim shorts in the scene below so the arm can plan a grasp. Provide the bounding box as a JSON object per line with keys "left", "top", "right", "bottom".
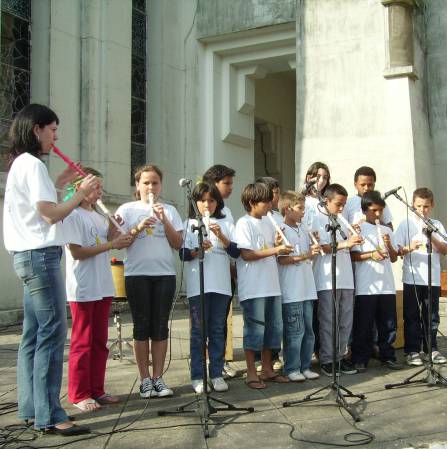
{"left": 239, "top": 296, "right": 282, "bottom": 351}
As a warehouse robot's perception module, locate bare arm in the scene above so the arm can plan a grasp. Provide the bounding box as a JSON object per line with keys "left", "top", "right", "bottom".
{"left": 240, "top": 244, "right": 292, "bottom": 261}
{"left": 67, "top": 234, "right": 133, "bottom": 261}
{"left": 36, "top": 174, "right": 98, "bottom": 225}
{"left": 431, "top": 237, "right": 447, "bottom": 256}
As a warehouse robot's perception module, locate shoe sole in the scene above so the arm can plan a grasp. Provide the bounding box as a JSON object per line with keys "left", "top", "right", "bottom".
{"left": 383, "top": 365, "right": 403, "bottom": 370}
{"left": 140, "top": 392, "right": 153, "bottom": 398}
{"left": 340, "top": 370, "right": 358, "bottom": 375}
{"left": 152, "top": 391, "right": 173, "bottom": 397}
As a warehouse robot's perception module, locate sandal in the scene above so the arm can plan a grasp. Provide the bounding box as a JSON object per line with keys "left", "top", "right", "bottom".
{"left": 73, "top": 398, "right": 101, "bottom": 412}
{"left": 260, "top": 374, "right": 290, "bottom": 383}
{"left": 245, "top": 379, "right": 266, "bottom": 389}
{"left": 95, "top": 393, "right": 120, "bottom": 405}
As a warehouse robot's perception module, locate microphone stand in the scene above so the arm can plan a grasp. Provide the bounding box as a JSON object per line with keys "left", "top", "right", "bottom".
{"left": 283, "top": 188, "right": 365, "bottom": 422}
{"left": 385, "top": 192, "right": 447, "bottom": 389}
{"left": 157, "top": 182, "right": 254, "bottom": 438}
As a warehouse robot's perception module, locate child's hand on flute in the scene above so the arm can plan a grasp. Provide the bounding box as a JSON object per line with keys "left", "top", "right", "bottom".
{"left": 78, "top": 174, "right": 99, "bottom": 197}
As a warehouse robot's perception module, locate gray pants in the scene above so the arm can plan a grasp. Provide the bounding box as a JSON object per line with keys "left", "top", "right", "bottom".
{"left": 318, "top": 289, "right": 354, "bottom": 365}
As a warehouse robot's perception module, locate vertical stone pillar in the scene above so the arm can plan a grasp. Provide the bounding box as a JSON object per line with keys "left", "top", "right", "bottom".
{"left": 80, "top": 0, "right": 132, "bottom": 198}
{"left": 382, "top": 0, "right": 417, "bottom": 78}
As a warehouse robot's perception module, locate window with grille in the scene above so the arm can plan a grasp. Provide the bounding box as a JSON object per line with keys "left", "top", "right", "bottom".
{"left": 130, "top": 0, "right": 147, "bottom": 182}
{"left": 0, "top": 0, "right": 31, "bottom": 172}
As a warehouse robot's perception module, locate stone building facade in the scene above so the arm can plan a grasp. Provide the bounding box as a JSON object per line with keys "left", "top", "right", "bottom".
{"left": 0, "top": 0, "right": 446, "bottom": 322}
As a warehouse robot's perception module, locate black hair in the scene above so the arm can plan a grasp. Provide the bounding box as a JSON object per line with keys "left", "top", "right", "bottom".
{"left": 361, "top": 190, "right": 386, "bottom": 212}
{"left": 241, "top": 182, "right": 273, "bottom": 212}
{"left": 323, "top": 183, "right": 348, "bottom": 199}
{"left": 189, "top": 182, "right": 225, "bottom": 219}
{"left": 202, "top": 164, "right": 235, "bottom": 183}
{"left": 354, "top": 166, "right": 376, "bottom": 182}
{"left": 8, "top": 104, "right": 59, "bottom": 168}
{"left": 255, "top": 176, "right": 280, "bottom": 192}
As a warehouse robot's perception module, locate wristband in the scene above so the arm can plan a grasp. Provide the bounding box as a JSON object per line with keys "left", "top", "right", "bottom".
{"left": 108, "top": 241, "right": 114, "bottom": 250}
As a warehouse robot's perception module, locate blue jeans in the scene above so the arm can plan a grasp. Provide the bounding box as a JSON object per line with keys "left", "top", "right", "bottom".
{"left": 282, "top": 301, "right": 315, "bottom": 374}
{"left": 189, "top": 293, "right": 230, "bottom": 380}
{"left": 240, "top": 296, "right": 282, "bottom": 351}
{"left": 13, "top": 247, "right": 68, "bottom": 429}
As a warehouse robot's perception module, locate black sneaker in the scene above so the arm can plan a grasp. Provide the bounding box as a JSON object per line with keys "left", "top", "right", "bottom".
{"left": 382, "top": 360, "right": 403, "bottom": 370}
{"left": 339, "top": 359, "right": 358, "bottom": 375}
{"left": 354, "top": 362, "right": 367, "bottom": 372}
{"left": 320, "top": 363, "right": 337, "bottom": 377}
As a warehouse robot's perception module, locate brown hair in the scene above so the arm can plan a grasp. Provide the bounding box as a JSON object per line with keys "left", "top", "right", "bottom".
{"left": 413, "top": 187, "right": 434, "bottom": 205}
{"left": 134, "top": 164, "right": 163, "bottom": 200}
{"left": 278, "top": 191, "right": 305, "bottom": 216}
{"left": 241, "top": 182, "right": 273, "bottom": 212}
{"left": 303, "top": 162, "right": 331, "bottom": 195}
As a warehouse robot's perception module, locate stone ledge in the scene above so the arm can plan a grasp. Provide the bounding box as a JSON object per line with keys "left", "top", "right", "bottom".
{"left": 383, "top": 65, "right": 419, "bottom": 80}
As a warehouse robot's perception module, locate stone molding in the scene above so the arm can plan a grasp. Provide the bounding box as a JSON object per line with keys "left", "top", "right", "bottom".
{"left": 200, "top": 23, "right": 296, "bottom": 152}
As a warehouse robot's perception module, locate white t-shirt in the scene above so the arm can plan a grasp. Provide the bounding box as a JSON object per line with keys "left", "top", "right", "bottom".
{"left": 183, "top": 217, "right": 234, "bottom": 298}
{"left": 311, "top": 213, "right": 354, "bottom": 291}
{"left": 278, "top": 223, "right": 318, "bottom": 303}
{"left": 262, "top": 209, "right": 284, "bottom": 239}
{"left": 116, "top": 201, "right": 183, "bottom": 276}
{"left": 235, "top": 214, "right": 281, "bottom": 301}
{"left": 3, "top": 152, "right": 65, "bottom": 251}
{"left": 343, "top": 195, "right": 393, "bottom": 225}
{"left": 351, "top": 222, "right": 396, "bottom": 295}
{"left": 222, "top": 205, "right": 234, "bottom": 224}
{"left": 63, "top": 208, "right": 115, "bottom": 302}
{"left": 304, "top": 196, "right": 321, "bottom": 228}
{"left": 394, "top": 216, "right": 446, "bottom": 286}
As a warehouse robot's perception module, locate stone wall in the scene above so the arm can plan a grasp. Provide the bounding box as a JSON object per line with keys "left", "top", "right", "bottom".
{"left": 197, "top": 0, "right": 295, "bottom": 38}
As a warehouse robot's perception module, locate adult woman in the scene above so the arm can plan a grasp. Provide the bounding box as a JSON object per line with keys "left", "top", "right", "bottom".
{"left": 3, "top": 104, "right": 97, "bottom": 435}
{"left": 116, "top": 165, "right": 183, "bottom": 398}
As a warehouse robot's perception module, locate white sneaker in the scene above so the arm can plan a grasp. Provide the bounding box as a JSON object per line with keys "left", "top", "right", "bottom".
{"left": 139, "top": 377, "right": 153, "bottom": 398}
{"left": 210, "top": 377, "right": 229, "bottom": 392}
{"left": 406, "top": 352, "right": 423, "bottom": 366}
{"left": 151, "top": 377, "right": 173, "bottom": 397}
{"left": 432, "top": 351, "right": 447, "bottom": 364}
{"left": 191, "top": 380, "right": 204, "bottom": 394}
{"left": 302, "top": 369, "right": 320, "bottom": 380}
{"left": 288, "top": 371, "right": 306, "bottom": 382}
{"left": 222, "top": 362, "right": 237, "bottom": 379}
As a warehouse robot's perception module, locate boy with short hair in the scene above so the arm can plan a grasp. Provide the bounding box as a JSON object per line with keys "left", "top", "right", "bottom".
{"left": 311, "top": 184, "right": 363, "bottom": 376}
{"left": 394, "top": 188, "right": 447, "bottom": 366}
{"left": 235, "top": 183, "right": 293, "bottom": 388}
{"left": 256, "top": 176, "right": 283, "bottom": 370}
{"left": 277, "top": 191, "right": 321, "bottom": 381}
{"left": 350, "top": 191, "right": 402, "bottom": 371}
{"left": 344, "top": 166, "right": 393, "bottom": 228}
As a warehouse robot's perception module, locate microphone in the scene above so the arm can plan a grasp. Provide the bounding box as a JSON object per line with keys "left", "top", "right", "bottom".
{"left": 382, "top": 186, "right": 402, "bottom": 200}
{"left": 179, "top": 178, "right": 192, "bottom": 188}
{"left": 305, "top": 177, "right": 318, "bottom": 188}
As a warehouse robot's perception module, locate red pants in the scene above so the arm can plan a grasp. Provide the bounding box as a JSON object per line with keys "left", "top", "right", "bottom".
{"left": 68, "top": 298, "right": 112, "bottom": 403}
